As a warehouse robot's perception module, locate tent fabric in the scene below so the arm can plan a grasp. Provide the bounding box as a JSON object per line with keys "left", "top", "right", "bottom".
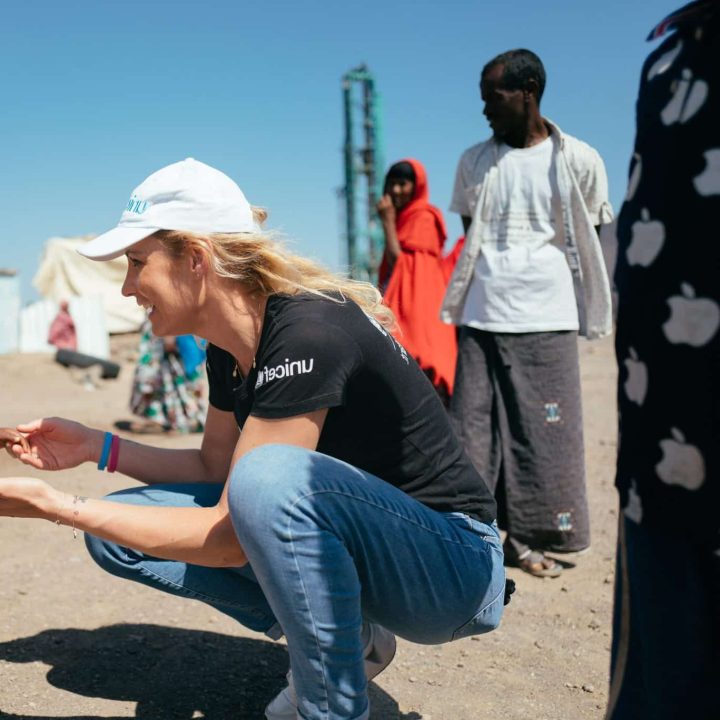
{"left": 33, "top": 236, "right": 144, "bottom": 334}
{"left": 0, "top": 275, "right": 21, "bottom": 353}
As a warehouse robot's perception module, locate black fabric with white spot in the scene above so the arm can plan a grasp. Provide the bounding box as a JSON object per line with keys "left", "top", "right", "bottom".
{"left": 615, "top": 9, "right": 719, "bottom": 538}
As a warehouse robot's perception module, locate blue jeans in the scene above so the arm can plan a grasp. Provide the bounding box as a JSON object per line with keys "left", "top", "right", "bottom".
{"left": 85, "top": 445, "right": 505, "bottom": 720}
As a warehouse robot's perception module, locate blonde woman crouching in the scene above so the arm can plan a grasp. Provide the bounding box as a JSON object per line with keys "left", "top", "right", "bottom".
{"left": 1, "top": 159, "right": 506, "bottom": 720}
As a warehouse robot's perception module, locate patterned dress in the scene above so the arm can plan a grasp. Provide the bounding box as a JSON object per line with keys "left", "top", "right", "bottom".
{"left": 130, "top": 319, "right": 207, "bottom": 433}
{"left": 608, "top": 3, "right": 719, "bottom": 718}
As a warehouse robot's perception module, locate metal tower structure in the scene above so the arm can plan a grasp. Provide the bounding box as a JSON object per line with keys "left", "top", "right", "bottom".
{"left": 341, "top": 64, "right": 385, "bottom": 281}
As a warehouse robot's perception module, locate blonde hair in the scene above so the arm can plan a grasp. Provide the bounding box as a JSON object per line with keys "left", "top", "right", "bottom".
{"left": 154, "top": 208, "right": 396, "bottom": 330}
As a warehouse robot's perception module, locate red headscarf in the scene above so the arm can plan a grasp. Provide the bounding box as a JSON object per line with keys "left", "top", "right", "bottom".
{"left": 378, "top": 158, "right": 447, "bottom": 287}
{"left": 379, "top": 159, "right": 458, "bottom": 399}
{"left": 394, "top": 158, "right": 447, "bottom": 251}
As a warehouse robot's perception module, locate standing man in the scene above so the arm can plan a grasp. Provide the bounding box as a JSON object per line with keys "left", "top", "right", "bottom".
{"left": 442, "top": 49, "right": 614, "bottom": 577}
{"left": 607, "top": 2, "right": 719, "bottom": 717}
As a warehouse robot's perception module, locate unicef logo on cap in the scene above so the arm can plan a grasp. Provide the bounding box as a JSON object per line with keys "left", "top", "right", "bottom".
{"left": 126, "top": 195, "right": 150, "bottom": 215}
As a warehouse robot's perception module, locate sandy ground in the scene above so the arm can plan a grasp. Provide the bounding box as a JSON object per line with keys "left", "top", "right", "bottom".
{"left": 0, "top": 334, "right": 619, "bottom": 720}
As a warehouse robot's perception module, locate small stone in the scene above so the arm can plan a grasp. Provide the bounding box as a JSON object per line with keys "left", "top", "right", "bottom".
{"left": 604, "top": 575, "right": 614, "bottom": 584}
{"left": 409, "top": 676, "right": 417, "bottom": 683}
{"left": 588, "top": 620, "right": 601, "bottom": 630}
{"left": 582, "top": 684, "right": 595, "bottom": 693}
{"left": 561, "top": 585, "right": 569, "bottom": 592}
{"left": 456, "top": 662, "right": 465, "bottom": 668}
{"left": 534, "top": 640, "right": 544, "bottom": 649}
{"left": 471, "top": 636, "right": 481, "bottom": 642}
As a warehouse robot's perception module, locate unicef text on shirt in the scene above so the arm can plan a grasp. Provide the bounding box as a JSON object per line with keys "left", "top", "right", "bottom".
{"left": 255, "top": 358, "right": 315, "bottom": 388}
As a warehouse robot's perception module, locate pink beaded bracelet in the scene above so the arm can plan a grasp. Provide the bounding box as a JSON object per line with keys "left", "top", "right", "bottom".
{"left": 107, "top": 434, "right": 121, "bottom": 473}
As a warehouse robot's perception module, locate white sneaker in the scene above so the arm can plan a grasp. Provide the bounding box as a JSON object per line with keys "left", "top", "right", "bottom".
{"left": 264, "top": 676, "right": 297, "bottom": 720}
{"left": 265, "top": 623, "right": 397, "bottom": 720}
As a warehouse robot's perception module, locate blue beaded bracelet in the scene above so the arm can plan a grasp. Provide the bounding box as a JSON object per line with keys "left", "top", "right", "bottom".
{"left": 97, "top": 431, "right": 113, "bottom": 471}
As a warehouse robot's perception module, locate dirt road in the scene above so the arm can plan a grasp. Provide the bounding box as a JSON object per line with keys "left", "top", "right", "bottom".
{"left": 0, "top": 335, "right": 619, "bottom": 719}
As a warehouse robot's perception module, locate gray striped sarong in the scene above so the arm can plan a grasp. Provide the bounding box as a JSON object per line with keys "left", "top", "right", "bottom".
{"left": 450, "top": 327, "right": 590, "bottom": 552}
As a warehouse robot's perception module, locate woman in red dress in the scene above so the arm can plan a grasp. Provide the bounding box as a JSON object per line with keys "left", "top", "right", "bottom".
{"left": 377, "top": 159, "right": 459, "bottom": 403}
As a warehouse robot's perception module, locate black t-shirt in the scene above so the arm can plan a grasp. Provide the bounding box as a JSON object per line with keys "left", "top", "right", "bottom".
{"left": 206, "top": 293, "right": 496, "bottom": 523}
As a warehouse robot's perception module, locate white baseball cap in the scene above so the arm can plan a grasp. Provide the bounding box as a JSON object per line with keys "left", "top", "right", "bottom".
{"left": 78, "top": 158, "right": 259, "bottom": 261}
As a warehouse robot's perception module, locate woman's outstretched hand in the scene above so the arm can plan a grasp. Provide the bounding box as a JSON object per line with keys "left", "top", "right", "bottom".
{"left": 0, "top": 476, "right": 61, "bottom": 520}
{"left": 9, "top": 418, "right": 100, "bottom": 472}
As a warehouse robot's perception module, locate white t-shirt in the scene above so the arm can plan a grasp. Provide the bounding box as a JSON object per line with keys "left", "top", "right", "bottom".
{"left": 461, "top": 138, "right": 580, "bottom": 332}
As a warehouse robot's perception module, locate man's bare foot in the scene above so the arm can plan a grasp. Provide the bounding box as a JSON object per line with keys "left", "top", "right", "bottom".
{"left": 517, "top": 550, "right": 563, "bottom": 578}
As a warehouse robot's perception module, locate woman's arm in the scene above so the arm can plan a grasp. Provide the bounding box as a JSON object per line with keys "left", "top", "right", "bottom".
{"left": 0, "top": 409, "right": 327, "bottom": 568}
{"left": 13, "top": 407, "right": 239, "bottom": 485}
{"left": 377, "top": 194, "right": 401, "bottom": 271}
{"left": 110, "top": 406, "right": 239, "bottom": 484}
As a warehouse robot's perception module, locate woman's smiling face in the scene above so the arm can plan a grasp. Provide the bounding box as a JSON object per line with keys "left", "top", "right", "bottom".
{"left": 385, "top": 177, "right": 415, "bottom": 210}
{"left": 122, "top": 235, "right": 198, "bottom": 337}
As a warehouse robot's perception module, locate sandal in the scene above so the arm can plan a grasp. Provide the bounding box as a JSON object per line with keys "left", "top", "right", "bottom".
{"left": 515, "top": 550, "right": 563, "bottom": 578}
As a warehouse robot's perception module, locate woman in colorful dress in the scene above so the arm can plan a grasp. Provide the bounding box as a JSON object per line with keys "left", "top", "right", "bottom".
{"left": 121, "top": 316, "right": 207, "bottom": 434}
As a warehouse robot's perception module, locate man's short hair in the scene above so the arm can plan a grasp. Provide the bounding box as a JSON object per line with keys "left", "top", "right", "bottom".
{"left": 482, "top": 49, "right": 546, "bottom": 101}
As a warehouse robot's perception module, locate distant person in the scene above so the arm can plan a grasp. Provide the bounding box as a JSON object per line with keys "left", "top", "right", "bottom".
{"left": 607, "top": 2, "right": 719, "bottom": 718}
{"left": 1, "top": 158, "right": 506, "bottom": 720}
{"left": 442, "top": 49, "right": 614, "bottom": 577}
{"left": 116, "top": 316, "right": 207, "bottom": 434}
{"left": 47, "top": 300, "right": 77, "bottom": 351}
{"left": 377, "top": 159, "right": 459, "bottom": 403}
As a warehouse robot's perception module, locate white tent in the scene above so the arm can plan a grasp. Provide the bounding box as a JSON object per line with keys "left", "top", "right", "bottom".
{"left": 32, "top": 235, "right": 144, "bottom": 334}
{"left": 0, "top": 272, "right": 21, "bottom": 353}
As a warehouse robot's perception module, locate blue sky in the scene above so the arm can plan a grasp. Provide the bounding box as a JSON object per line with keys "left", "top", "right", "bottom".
{"left": 1, "top": 0, "right": 679, "bottom": 305}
